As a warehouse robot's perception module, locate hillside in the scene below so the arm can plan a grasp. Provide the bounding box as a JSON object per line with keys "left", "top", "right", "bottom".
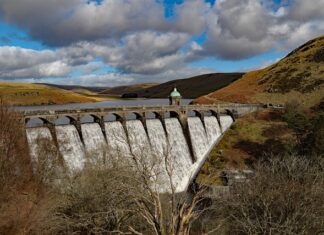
{"left": 101, "top": 83, "right": 157, "bottom": 96}
{"left": 38, "top": 83, "right": 109, "bottom": 93}
{"left": 0, "top": 82, "right": 101, "bottom": 106}
{"left": 133, "top": 73, "right": 244, "bottom": 99}
{"left": 195, "top": 35, "right": 324, "bottom": 108}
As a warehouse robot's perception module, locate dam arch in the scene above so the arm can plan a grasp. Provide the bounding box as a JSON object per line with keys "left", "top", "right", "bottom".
{"left": 104, "top": 113, "right": 123, "bottom": 122}
{"left": 54, "top": 115, "right": 77, "bottom": 126}
{"left": 126, "top": 112, "right": 142, "bottom": 120}
{"left": 80, "top": 114, "right": 101, "bottom": 124}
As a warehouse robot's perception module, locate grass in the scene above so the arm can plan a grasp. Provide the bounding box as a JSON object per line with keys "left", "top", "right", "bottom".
{"left": 194, "top": 35, "right": 324, "bottom": 108}
{"left": 197, "top": 110, "right": 295, "bottom": 186}
{"left": 0, "top": 82, "right": 101, "bottom": 106}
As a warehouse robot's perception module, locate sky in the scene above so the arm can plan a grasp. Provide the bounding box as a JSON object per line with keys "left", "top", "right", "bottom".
{"left": 0, "top": 0, "right": 323, "bottom": 87}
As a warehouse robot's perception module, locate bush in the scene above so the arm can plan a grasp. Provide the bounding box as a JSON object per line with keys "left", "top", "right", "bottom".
{"left": 203, "top": 155, "right": 324, "bottom": 235}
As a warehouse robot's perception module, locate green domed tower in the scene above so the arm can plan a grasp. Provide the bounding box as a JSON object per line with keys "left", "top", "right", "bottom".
{"left": 169, "top": 87, "right": 182, "bottom": 106}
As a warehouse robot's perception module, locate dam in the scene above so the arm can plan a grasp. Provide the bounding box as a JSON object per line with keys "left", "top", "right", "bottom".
{"left": 22, "top": 93, "right": 264, "bottom": 192}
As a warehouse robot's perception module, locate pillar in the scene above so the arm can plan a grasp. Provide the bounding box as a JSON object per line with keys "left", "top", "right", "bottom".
{"left": 178, "top": 111, "right": 196, "bottom": 163}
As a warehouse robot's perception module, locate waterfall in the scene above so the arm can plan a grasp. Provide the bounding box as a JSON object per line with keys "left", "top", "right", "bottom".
{"left": 56, "top": 125, "right": 85, "bottom": 171}
{"left": 164, "top": 118, "right": 192, "bottom": 192}
{"left": 146, "top": 119, "right": 170, "bottom": 192}
{"left": 204, "top": 116, "right": 221, "bottom": 146}
{"left": 104, "top": 121, "right": 132, "bottom": 164}
{"left": 26, "top": 127, "right": 55, "bottom": 162}
{"left": 219, "top": 115, "right": 233, "bottom": 133}
{"left": 81, "top": 123, "right": 107, "bottom": 163}
{"left": 188, "top": 117, "right": 209, "bottom": 162}
{"left": 26, "top": 113, "right": 234, "bottom": 192}
{"left": 126, "top": 120, "right": 152, "bottom": 163}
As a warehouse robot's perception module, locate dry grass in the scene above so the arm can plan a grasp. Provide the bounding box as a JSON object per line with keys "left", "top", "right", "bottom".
{"left": 0, "top": 81, "right": 103, "bottom": 105}
{"left": 195, "top": 35, "right": 324, "bottom": 108}
{"left": 197, "top": 110, "right": 295, "bottom": 186}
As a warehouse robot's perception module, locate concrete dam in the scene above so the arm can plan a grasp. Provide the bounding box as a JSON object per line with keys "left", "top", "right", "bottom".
{"left": 23, "top": 104, "right": 263, "bottom": 192}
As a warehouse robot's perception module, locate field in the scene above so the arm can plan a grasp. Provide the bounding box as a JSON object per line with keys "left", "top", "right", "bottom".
{"left": 0, "top": 82, "right": 105, "bottom": 106}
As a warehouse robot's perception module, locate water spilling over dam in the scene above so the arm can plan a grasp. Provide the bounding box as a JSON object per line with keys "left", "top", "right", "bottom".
{"left": 26, "top": 114, "right": 233, "bottom": 192}
{"left": 22, "top": 103, "right": 265, "bottom": 192}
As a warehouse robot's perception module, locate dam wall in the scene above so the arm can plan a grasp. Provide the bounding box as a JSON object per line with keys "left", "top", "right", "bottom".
{"left": 26, "top": 114, "right": 233, "bottom": 193}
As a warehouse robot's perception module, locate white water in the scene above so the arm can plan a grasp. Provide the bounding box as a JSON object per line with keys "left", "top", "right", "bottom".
{"left": 104, "top": 121, "right": 132, "bottom": 163}
{"left": 26, "top": 114, "right": 234, "bottom": 192}
{"left": 56, "top": 125, "right": 85, "bottom": 171}
{"left": 164, "top": 118, "right": 192, "bottom": 192}
{"left": 126, "top": 120, "right": 152, "bottom": 162}
{"left": 219, "top": 115, "right": 234, "bottom": 133}
{"left": 26, "top": 127, "right": 55, "bottom": 162}
{"left": 146, "top": 119, "right": 170, "bottom": 192}
{"left": 188, "top": 117, "right": 209, "bottom": 162}
{"left": 81, "top": 123, "right": 107, "bottom": 163}
{"left": 204, "top": 116, "right": 222, "bottom": 145}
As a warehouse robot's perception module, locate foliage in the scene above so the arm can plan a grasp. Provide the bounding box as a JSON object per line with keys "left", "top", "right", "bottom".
{"left": 202, "top": 155, "right": 324, "bottom": 235}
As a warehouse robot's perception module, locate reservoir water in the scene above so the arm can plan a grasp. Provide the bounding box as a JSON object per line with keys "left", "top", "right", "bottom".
{"left": 16, "top": 98, "right": 192, "bottom": 111}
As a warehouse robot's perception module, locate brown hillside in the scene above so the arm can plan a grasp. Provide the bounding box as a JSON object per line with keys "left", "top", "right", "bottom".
{"left": 0, "top": 82, "right": 100, "bottom": 106}
{"left": 134, "top": 73, "right": 244, "bottom": 99}
{"left": 100, "top": 83, "right": 157, "bottom": 96}
{"left": 195, "top": 35, "right": 324, "bottom": 107}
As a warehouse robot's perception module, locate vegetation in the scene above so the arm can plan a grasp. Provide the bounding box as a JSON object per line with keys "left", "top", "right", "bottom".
{"left": 0, "top": 100, "right": 323, "bottom": 234}
{"left": 194, "top": 35, "right": 324, "bottom": 108}
{"left": 0, "top": 82, "right": 102, "bottom": 106}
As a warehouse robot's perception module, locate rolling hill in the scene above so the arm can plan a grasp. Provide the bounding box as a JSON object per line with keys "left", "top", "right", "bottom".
{"left": 0, "top": 82, "right": 102, "bottom": 106}
{"left": 195, "top": 35, "right": 324, "bottom": 108}
{"left": 109, "top": 73, "right": 244, "bottom": 99}
{"left": 101, "top": 83, "right": 157, "bottom": 96}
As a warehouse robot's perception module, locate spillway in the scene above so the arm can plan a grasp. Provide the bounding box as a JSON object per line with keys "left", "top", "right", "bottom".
{"left": 26, "top": 127, "right": 56, "bottom": 163}
{"left": 204, "top": 116, "right": 221, "bottom": 145}
{"left": 104, "top": 121, "right": 132, "bottom": 164}
{"left": 165, "top": 118, "right": 192, "bottom": 192}
{"left": 188, "top": 117, "right": 209, "bottom": 162}
{"left": 26, "top": 113, "right": 234, "bottom": 192}
{"left": 219, "top": 115, "right": 234, "bottom": 133}
{"left": 81, "top": 123, "right": 107, "bottom": 163}
{"left": 146, "top": 119, "right": 170, "bottom": 192}
{"left": 56, "top": 125, "right": 85, "bottom": 171}
{"left": 126, "top": 120, "right": 153, "bottom": 170}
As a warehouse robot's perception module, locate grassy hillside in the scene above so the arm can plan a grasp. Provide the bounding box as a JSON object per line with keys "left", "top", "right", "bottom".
{"left": 195, "top": 35, "right": 324, "bottom": 108}
{"left": 0, "top": 82, "right": 102, "bottom": 106}
{"left": 101, "top": 83, "right": 157, "bottom": 96}
{"left": 38, "top": 83, "right": 109, "bottom": 93}
{"left": 197, "top": 110, "right": 295, "bottom": 185}
{"left": 133, "top": 73, "right": 244, "bottom": 99}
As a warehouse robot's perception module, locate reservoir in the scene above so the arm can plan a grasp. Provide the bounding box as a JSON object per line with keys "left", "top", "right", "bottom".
{"left": 16, "top": 98, "right": 193, "bottom": 111}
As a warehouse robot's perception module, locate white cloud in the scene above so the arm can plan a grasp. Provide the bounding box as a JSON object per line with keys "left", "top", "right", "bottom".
{"left": 0, "top": 0, "right": 323, "bottom": 85}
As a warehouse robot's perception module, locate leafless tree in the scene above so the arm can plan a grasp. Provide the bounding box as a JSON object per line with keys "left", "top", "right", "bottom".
{"left": 31, "top": 124, "right": 208, "bottom": 235}
{"left": 205, "top": 155, "right": 324, "bottom": 235}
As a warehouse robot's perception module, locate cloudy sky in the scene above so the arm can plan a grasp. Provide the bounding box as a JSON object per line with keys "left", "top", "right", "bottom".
{"left": 0, "top": 0, "right": 323, "bottom": 87}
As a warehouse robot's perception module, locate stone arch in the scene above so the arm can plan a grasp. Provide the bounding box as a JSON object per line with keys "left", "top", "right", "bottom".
{"left": 80, "top": 114, "right": 101, "bottom": 124}
{"left": 187, "top": 110, "right": 202, "bottom": 118}
{"left": 104, "top": 113, "right": 123, "bottom": 122}
{"left": 145, "top": 111, "right": 160, "bottom": 119}
{"left": 54, "top": 115, "right": 77, "bottom": 126}
{"left": 225, "top": 109, "right": 235, "bottom": 121}
{"left": 164, "top": 110, "right": 180, "bottom": 119}
{"left": 25, "top": 117, "right": 51, "bottom": 128}
{"left": 126, "top": 112, "right": 142, "bottom": 120}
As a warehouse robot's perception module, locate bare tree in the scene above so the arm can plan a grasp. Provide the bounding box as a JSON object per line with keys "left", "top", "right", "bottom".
{"left": 206, "top": 155, "right": 324, "bottom": 235}
{"left": 31, "top": 125, "right": 208, "bottom": 235}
